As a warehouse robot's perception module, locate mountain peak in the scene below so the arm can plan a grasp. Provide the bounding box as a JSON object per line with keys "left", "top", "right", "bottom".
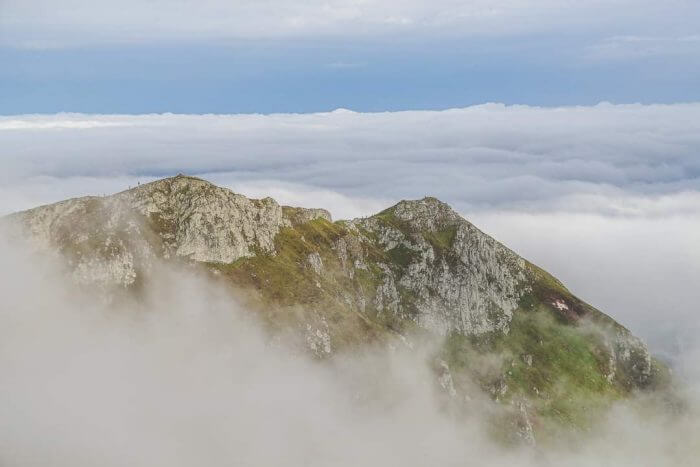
{"left": 4, "top": 175, "right": 665, "bottom": 439}
{"left": 118, "top": 173, "right": 221, "bottom": 198}
{"left": 8, "top": 174, "right": 330, "bottom": 269}
{"left": 371, "top": 196, "right": 464, "bottom": 233}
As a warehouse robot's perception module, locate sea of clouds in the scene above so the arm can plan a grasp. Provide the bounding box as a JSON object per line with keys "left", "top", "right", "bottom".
{"left": 1, "top": 103, "right": 698, "bottom": 362}
{"left": 1, "top": 103, "right": 700, "bottom": 464}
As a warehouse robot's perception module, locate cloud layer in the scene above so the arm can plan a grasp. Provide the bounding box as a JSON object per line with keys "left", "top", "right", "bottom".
{"left": 1, "top": 103, "right": 698, "bottom": 360}
{"left": 1, "top": 236, "right": 699, "bottom": 466}
{"left": 3, "top": 0, "right": 696, "bottom": 48}
{"left": 2, "top": 103, "right": 699, "bottom": 217}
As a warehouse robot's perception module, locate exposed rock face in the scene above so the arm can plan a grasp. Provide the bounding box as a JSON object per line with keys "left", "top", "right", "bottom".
{"left": 7, "top": 175, "right": 329, "bottom": 286}
{"left": 352, "top": 198, "right": 527, "bottom": 336}
{"left": 119, "top": 175, "right": 286, "bottom": 263}
{"left": 613, "top": 330, "right": 655, "bottom": 388}
{"left": 8, "top": 179, "right": 524, "bottom": 339}
{"left": 284, "top": 206, "right": 332, "bottom": 226}
{"left": 4, "top": 175, "right": 667, "bottom": 441}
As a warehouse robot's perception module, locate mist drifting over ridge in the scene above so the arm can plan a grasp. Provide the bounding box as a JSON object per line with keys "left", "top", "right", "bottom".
{"left": 3, "top": 0, "right": 699, "bottom": 459}
{"left": 0, "top": 226, "right": 699, "bottom": 466}
{"left": 0, "top": 104, "right": 698, "bottom": 466}
{"left": 2, "top": 103, "right": 699, "bottom": 364}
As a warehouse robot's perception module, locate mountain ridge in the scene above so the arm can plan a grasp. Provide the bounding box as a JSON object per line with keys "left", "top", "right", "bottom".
{"left": 3, "top": 174, "right": 669, "bottom": 443}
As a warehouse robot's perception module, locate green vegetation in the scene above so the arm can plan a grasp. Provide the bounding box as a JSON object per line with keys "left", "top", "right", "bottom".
{"left": 211, "top": 219, "right": 344, "bottom": 304}
{"left": 442, "top": 305, "right": 622, "bottom": 441}
{"left": 206, "top": 218, "right": 393, "bottom": 349}
{"left": 204, "top": 209, "right": 663, "bottom": 440}
{"left": 423, "top": 225, "right": 457, "bottom": 251}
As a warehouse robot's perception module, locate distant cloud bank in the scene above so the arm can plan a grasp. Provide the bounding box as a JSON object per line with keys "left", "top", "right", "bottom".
{"left": 2, "top": 103, "right": 699, "bottom": 218}
{"left": 2, "top": 103, "right": 699, "bottom": 358}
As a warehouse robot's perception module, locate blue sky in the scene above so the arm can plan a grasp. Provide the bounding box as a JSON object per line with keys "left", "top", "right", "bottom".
{"left": 2, "top": 38, "right": 699, "bottom": 114}
{"left": 2, "top": 1, "right": 699, "bottom": 114}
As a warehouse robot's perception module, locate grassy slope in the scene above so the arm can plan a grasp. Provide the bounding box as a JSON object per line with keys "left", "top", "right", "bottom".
{"left": 207, "top": 218, "right": 396, "bottom": 348}
{"left": 203, "top": 212, "right": 666, "bottom": 441}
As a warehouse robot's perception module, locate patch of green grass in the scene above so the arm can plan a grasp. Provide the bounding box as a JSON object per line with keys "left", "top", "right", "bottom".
{"left": 201, "top": 206, "right": 663, "bottom": 439}
{"left": 501, "top": 311, "right": 614, "bottom": 396}
{"left": 525, "top": 260, "right": 625, "bottom": 330}
{"left": 206, "top": 217, "right": 401, "bottom": 351}
{"left": 373, "top": 207, "right": 398, "bottom": 224}
{"left": 423, "top": 226, "right": 457, "bottom": 251}
{"left": 213, "top": 224, "right": 326, "bottom": 305}
{"left": 525, "top": 261, "right": 570, "bottom": 296}
{"left": 441, "top": 305, "right": 623, "bottom": 437}
{"left": 373, "top": 208, "right": 412, "bottom": 235}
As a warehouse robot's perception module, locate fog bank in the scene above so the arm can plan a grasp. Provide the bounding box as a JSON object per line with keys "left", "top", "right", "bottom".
{"left": 1, "top": 236, "right": 699, "bottom": 466}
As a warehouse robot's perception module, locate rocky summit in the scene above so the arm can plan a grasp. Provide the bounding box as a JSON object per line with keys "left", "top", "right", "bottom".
{"left": 5, "top": 175, "right": 669, "bottom": 443}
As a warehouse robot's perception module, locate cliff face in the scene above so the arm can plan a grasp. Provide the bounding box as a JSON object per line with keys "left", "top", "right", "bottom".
{"left": 5, "top": 175, "right": 667, "bottom": 443}
{"left": 352, "top": 198, "right": 527, "bottom": 336}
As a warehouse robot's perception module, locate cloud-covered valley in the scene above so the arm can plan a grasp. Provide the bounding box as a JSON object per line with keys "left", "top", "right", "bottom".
{"left": 3, "top": 103, "right": 699, "bottom": 215}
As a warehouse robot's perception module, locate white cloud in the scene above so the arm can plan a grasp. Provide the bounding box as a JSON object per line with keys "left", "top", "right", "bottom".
{"left": 0, "top": 119, "right": 133, "bottom": 130}
{"left": 2, "top": 103, "right": 699, "bottom": 216}
{"left": 1, "top": 236, "right": 699, "bottom": 466}
{"left": 469, "top": 211, "right": 700, "bottom": 360}
{"left": 1, "top": 103, "right": 699, "bottom": 360}
{"left": 0, "top": 240, "right": 504, "bottom": 466}
{"left": 214, "top": 178, "right": 391, "bottom": 220}
{"left": 1, "top": 0, "right": 696, "bottom": 48}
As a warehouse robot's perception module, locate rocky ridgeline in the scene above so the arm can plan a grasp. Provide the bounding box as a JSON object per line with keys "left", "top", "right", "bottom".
{"left": 8, "top": 175, "right": 330, "bottom": 286}
{"left": 5, "top": 175, "right": 667, "bottom": 443}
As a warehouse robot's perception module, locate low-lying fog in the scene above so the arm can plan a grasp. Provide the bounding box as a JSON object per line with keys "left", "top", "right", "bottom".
{"left": 1, "top": 235, "right": 698, "bottom": 467}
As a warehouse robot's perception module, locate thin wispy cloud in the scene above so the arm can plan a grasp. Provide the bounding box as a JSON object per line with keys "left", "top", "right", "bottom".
{"left": 1, "top": 0, "right": 696, "bottom": 48}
